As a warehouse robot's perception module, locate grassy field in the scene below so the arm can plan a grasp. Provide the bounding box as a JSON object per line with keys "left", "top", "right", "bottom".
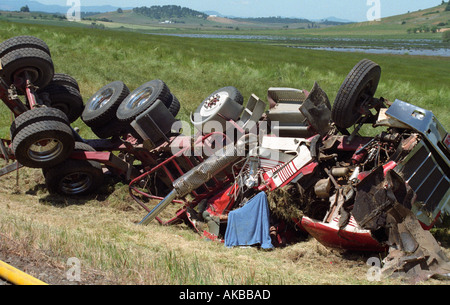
{"left": 0, "top": 20, "right": 449, "bottom": 285}
{"left": 295, "top": 3, "right": 450, "bottom": 38}
{"left": 0, "top": 169, "right": 383, "bottom": 285}
{"left": 0, "top": 20, "right": 448, "bottom": 137}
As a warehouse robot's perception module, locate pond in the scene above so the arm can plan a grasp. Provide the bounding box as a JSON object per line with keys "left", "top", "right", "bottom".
{"left": 289, "top": 46, "right": 450, "bottom": 57}
{"left": 147, "top": 33, "right": 450, "bottom": 57}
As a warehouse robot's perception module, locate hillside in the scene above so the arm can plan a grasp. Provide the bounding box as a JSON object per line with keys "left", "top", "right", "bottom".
{"left": 308, "top": 2, "right": 450, "bottom": 37}
{"left": 0, "top": 3, "right": 449, "bottom": 38}
{"left": 72, "top": 2, "right": 450, "bottom": 33}
{"left": 87, "top": 5, "right": 348, "bottom": 30}
{"left": 132, "top": 5, "right": 208, "bottom": 20}
{"left": 382, "top": 2, "right": 450, "bottom": 27}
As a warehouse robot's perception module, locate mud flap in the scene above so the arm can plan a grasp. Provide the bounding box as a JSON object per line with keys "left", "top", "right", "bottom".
{"left": 299, "top": 82, "right": 331, "bottom": 137}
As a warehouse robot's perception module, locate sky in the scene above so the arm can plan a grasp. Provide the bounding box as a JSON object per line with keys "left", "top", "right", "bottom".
{"left": 38, "top": 0, "right": 444, "bottom": 22}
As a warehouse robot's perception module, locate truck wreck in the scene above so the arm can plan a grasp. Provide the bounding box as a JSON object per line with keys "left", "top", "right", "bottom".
{"left": 0, "top": 36, "right": 449, "bottom": 283}
{"left": 133, "top": 59, "right": 450, "bottom": 282}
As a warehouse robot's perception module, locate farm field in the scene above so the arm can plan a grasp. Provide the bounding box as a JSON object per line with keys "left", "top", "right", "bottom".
{"left": 0, "top": 20, "right": 448, "bottom": 137}
{"left": 0, "top": 18, "right": 449, "bottom": 286}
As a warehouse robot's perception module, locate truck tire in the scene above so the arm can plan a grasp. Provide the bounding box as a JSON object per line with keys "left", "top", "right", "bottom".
{"left": 72, "top": 141, "right": 97, "bottom": 152}
{"left": 203, "top": 86, "right": 243, "bottom": 106}
{"left": 41, "top": 141, "right": 96, "bottom": 177}
{"left": 194, "top": 86, "right": 243, "bottom": 118}
{"left": 90, "top": 119, "right": 128, "bottom": 139}
{"left": 0, "top": 47, "right": 54, "bottom": 89}
{"left": 331, "top": 59, "right": 381, "bottom": 129}
{"left": 47, "top": 73, "right": 80, "bottom": 91}
{"left": 82, "top": 81, "right": 130, "bottom": 127}
{"left": 116, "top": 79, "right": 172, "bottom": 123}
{"left": 12, "top": 119, "right": 74, "bottom": 168}
{"left": 10, "top": 107, "right": 69, "bottom": 140}
{"left": 0, "top": 36, "right": 50, "bottom": 58}
{"left": 38, "top": 84, "right": 84, "bottom": 123}
{"left": 45, "top": 158, "right": 104, "bottom": 196}
{"left": 168, "top": 93, "right": 181, "bottom": 117}
{"left": 191, "top": 86, "right": 244, "bottom": 129}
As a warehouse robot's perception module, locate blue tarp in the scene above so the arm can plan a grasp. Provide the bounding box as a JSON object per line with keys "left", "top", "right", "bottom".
{"left": 224, "top": 192, "right": 273, "bottom": 249}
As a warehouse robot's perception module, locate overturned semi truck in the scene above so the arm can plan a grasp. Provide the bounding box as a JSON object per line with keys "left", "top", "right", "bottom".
{"left": 1, "top": 36, "right": 449, "bottom": 281}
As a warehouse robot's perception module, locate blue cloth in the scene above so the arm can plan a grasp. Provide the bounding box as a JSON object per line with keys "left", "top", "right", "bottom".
{"left": 224, "top": 192, "right": 273, "bottom": 249}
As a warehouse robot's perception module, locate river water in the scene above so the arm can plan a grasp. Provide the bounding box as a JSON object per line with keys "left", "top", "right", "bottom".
{"left": 289, "top": 46, "right": 450, "bottom": 57}
{"left": 147, "top": 33, "right": 450, "bottom": 57}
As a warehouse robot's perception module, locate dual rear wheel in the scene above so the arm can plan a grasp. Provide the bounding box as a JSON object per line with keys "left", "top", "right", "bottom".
{"left": 44, "top": 142, "right": 104, "bottom": 196}
{"left": 81, "top": 79, "right": 181, "bottom": 139}
{"left": 10, "top": 107, "right": 75, "bottom": 169}
{"left": 0, "top": 36, "right": 84, "bottom": 123}
{"left": 1, "top": 36, "right": 87, "bottom": 173}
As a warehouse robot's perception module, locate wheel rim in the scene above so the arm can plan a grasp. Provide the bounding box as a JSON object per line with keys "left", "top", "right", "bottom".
{"left": 89, "top": 88, "right": 115, "bottom": 111}
{"left": 27, "top": 138, "right": 64, "bottom": 162}
{"left": 353, "top": 81, "right": 375, "bottom": 115}
{"left": 52, "top": 103, "right": 70, "bottom": 115}
{"left": 14, "top": 67, "right": 40, "bottom": 84}
{"left": 200, "top": 91, "right": 229, "bottom": 116}
{"left": 125, "top": 87, "right": 153, "bottom": 110}
{"left": 60, "top": 172, "right": 92, "bottom": 194}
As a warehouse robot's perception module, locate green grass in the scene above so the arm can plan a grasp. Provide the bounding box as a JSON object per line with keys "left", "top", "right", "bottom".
{"left": 0, "top": 20, "right": 449, "bottom": 139}
{"left": 0, "top": 20, "right": 449, "bottom": 285}
{"left": 444, "top": 30, "right": 450, "bottom": 42}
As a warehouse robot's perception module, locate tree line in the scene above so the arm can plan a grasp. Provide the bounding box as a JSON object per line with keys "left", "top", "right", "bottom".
{"left": 132, "top": 5, "right": 208, "bottom": 20}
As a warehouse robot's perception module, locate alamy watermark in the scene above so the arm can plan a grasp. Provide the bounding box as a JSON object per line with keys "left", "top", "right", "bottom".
{"left": 366, "top": 257, "right": 382, "bottom": 282}
{"left": 367, "top": 0, "right": 381, "bottom": 22}
{"left": 66, "top": 257, "right": 81, "bottom": 282}
{"left": 164, "top": 118, "right": 284, "bottom": 161}
{"left": 66, "top": 0, "right": 81, "bottom": 22}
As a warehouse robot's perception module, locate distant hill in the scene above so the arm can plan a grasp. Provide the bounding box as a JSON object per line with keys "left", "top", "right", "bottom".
{"left": 132, "top": 5, "right": 208, "bottom": 20}
{"left": 88, "top": 6, "right": 352, "bottom": 29}
{"left": 308, "top": 3, "right": 450, "bottom": 37}
{"left": 202, "top": 11, "right": 237, "bottom": 19}
{"left": 315, "top": 16, "right": 355, "bottom": 23}
{"left": 378, "top": 2, "right": 450, "bottom": 26}
{"left": 0, "top": 0, "right": 131, "bottom": 14}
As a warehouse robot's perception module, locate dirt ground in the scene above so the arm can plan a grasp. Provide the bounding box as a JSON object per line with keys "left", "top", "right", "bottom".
{"left": 0, "top": 244, "right": 114, "bottom": 285}
{"left": 0, "top": 249, "right": 73, "bottom": 285}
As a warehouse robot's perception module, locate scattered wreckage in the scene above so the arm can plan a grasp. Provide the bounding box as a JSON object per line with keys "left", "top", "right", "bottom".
{"left": 133, "top": 59, "right": 450, "bottom": 282}
{"left": 0, "top": 36, "right": 449, "bottom": 282}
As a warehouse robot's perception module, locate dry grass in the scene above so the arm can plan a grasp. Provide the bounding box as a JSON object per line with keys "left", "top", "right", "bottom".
{"left": 1, "top": 168, "right": 449, "bottom": 285}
